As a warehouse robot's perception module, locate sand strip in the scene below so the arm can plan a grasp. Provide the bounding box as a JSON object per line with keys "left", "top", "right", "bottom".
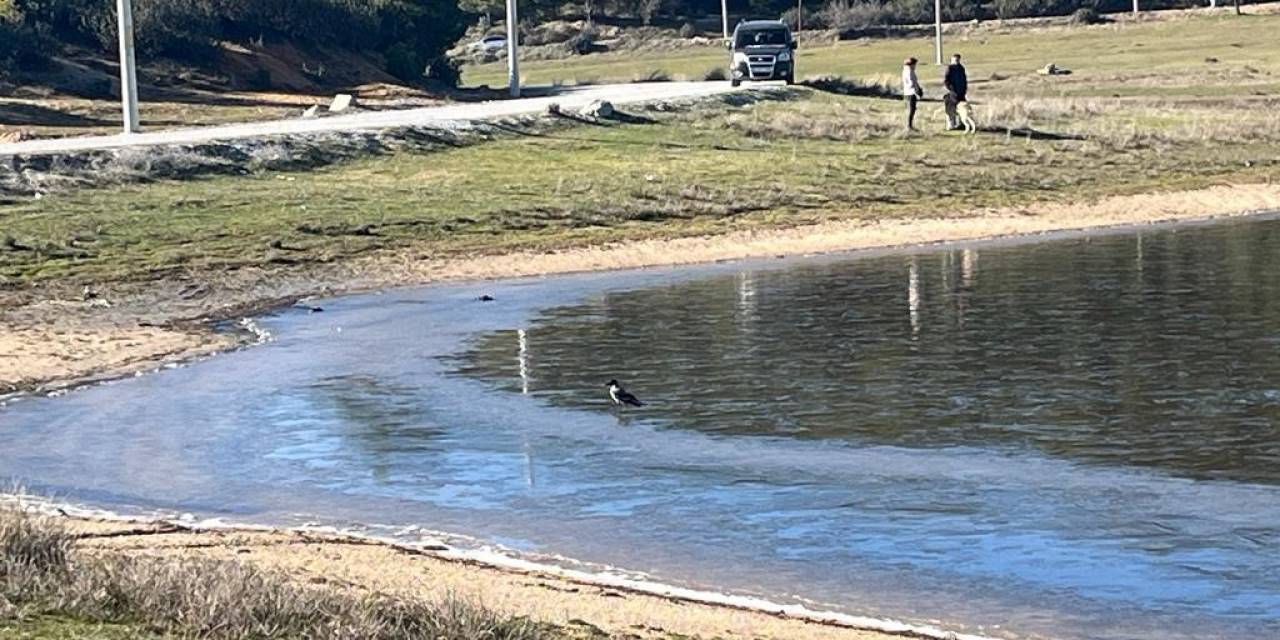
{"left": 4, "top": 182, "right": 1279, "bottom": 401}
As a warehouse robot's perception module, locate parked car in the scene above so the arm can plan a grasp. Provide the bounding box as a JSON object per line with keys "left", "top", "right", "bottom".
{"left": 469, "top": 34, "right": 508, "bottom": 53}
{"left": 726, "top": 20, "right": 796, "bottom": 87}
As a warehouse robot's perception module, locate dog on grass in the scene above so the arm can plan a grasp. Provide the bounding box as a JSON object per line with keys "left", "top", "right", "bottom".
{"left": 956, "top": 100, "right": 977, "bottom": 134}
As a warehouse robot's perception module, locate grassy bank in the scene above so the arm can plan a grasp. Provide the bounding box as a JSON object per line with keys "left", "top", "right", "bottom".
{"left": 0, "top": 506, "right": 552, "bottom": 640}
{"left": 463, "top": 10, "right": 1280, "bottom": 96}
{"left": 2, "top": 87, "right": 1278, "bottom": 288}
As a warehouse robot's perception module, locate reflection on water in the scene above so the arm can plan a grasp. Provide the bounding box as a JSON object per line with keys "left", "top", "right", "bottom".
{"left": 460, "top": 224, "right": 1280, "bottom": 484}
{"left": 2, "top": 217, "right": 1280, "bottom": 640}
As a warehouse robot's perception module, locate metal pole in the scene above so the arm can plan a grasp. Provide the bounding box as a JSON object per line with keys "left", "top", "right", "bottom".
{"left": 505, "top": 0, "right": 520, "bottom": 98}
{"left": 933, "top": 0, "right": 943, "bottom": 65}
{"left": 1133, "top": 0, "right": 1139, "bottom": 16}
{"left": 721, "top": 0, "right": 729, "bottom": 39}
{"left": 798, "top": 0, "right": 803, "bottom": 35}
{"left": 117, "top": 0, "right": 140, "bottom": 133}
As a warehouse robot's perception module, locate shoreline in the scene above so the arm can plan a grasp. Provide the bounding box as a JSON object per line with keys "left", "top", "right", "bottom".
{"left": 4, "top": 184, "right": 1280, "bottom": 639}
{"left": 4, "top": 495, "right": 1000, "bottom": 640}
{"left": 4, "top": 181, "right": 1280, "bottom": 404}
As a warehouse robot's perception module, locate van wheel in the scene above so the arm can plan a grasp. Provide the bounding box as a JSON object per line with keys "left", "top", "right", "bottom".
{"left": 731, "top": 78, "right": 741, "bottom": 87}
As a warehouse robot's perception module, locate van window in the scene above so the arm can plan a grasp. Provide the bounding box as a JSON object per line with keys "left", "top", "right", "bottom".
{"left": 735, "top": 28, "right": 789, "bottom": 48}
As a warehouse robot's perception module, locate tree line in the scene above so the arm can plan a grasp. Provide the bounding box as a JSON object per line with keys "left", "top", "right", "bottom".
{"left": 0, "top": 0, "right": 1257, "bottom": 85}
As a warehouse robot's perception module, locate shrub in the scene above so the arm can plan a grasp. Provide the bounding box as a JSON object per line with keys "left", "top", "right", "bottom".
{"left": 801, "top": 74, "right": 898, "bottom": 99}
{"left": 633, "top": 69, "right": 670, "bottom": 83}
{"left": 703, "top": 66, "right": 727, "bottom": 81}
{"left": 1070, "top": 6, "right": 1103, "bottom": 23}
{"left": 821, "top": 0, "right": 891, "bottom": 33}
{"left": 0, "top": 19, "right": 47, "bottom": 76}
{"left": 781, "top": 6, "right": 823, "bottom": 30}
{"left": 426, "top": 56, "right": 461, "bottom": 87}
{"left": 385, "top": 42, "right": 424, "bottom": 82}
{"left": 678, "top": 21, "right": 697, "bottom": 38}
{"left": 564, "top": 28, "right": 598, "bottom": 55}
{"left": 992, "top": 0, "right": 1076, "bottom": 19}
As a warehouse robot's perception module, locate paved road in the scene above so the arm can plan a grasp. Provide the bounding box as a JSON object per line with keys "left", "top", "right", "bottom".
{"left": 1, "top": 82, "right": 736, "bottom": 156}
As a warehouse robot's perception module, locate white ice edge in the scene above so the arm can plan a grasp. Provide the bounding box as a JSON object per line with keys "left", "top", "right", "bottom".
{"left": 4, "top": 495, "right": 996, "bottom": 640}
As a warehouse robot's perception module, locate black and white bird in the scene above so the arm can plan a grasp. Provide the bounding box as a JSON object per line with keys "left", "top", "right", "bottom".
{"left": 605, "top": 379, "right": 643, "bottom": 407}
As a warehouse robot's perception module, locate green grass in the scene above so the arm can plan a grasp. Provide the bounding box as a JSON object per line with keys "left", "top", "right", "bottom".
{"left": 2, "top": 12, "right": 1279, "bottom": 291}
{"left": 2, "top": 88, "right": 1277, "bottom": 287}
{"left": 464, "top": 14, "right": 1280, "bottom": 98}
{"left": 0, "top": 616, "right": 164, "bottom": 639}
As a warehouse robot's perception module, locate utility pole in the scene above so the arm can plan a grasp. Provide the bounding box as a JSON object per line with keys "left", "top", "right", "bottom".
{"left": 116, "top": 0, "right": 140, "bottom": 133}
{"left": 933, "top": 0, "right": 943, "bottom": 65}
{"left": 721, "top": 0, "right": 729, "bottom": 39}
{"left": 505, "top": 0, "right": 520, "bottom": 97}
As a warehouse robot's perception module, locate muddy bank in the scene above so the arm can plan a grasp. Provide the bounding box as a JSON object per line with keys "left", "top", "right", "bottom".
{"left": 3, "top": 180, "right": 1278, "bottom": 402}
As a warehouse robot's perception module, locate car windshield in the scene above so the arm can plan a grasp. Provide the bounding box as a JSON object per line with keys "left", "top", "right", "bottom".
{"left": 735, "top": 28, "right": 788, "bottom": 48}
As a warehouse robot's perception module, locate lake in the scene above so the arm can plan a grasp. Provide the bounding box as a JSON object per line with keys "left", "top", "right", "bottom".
{"left": 3, "top": 215, "right": 1278, "bottom": 639}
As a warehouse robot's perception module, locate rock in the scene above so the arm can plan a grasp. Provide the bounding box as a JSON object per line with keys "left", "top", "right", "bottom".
{"left": 302, "top": 105, "right": 321, "bottom": 118}
{"left": 579, "top": 99, "right": 614, "bottom": 118}
{"left": 545, "top": 102, "right": 562, "bottom": 116}
{"left": 329, "top": 93, "right": 355, "bottom": 112}
{"left": 478, "top": 294, "right": 496, "bottom": 302}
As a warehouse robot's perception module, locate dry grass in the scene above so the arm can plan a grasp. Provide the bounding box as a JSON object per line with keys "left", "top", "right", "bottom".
{"left": 0, "top": 506, "right": 550, "bottom": 639}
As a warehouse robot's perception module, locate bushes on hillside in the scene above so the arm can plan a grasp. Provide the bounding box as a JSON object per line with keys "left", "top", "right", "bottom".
{"left": 0, "top": 17, "right": 48, "bottom": 76}
{"left": 992, "top": 0, "right": 1076, "bottom": 20}
{"left": 9, "top": 0, "right": 468, "bottom": 86}
{"left": 813, "top": 0, "right": 979, "bottom": 33}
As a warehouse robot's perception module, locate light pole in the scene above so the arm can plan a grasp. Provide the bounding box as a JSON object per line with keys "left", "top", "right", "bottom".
{"left": 721, "top": 0, "right": 729, "bottom": 39}
{"left": 116, "top": 0, "right": 140, "bottom": 133}
{"left": 505, "top": 0, "right": 520, "bottom": 97}
{"left": 933, "top": 0, "right": 943, "bottom": 65}
{"left": 1133, "top": 0, "right": 1139, "bottom": 16}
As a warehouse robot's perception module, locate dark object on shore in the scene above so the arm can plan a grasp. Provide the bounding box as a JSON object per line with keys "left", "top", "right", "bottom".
{"left": 478, "top": 294, "right": 496, "bottom": 302}
{"left": 606, "top": 379, "right": 643, "bottom": 407}
{"left": 1069, "top": 8, "right": 1104, "bottom": 25}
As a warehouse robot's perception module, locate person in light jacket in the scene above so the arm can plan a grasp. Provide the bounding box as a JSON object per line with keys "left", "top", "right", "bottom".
{"left": 902, "top": 57, "right": 923, "bottom": 131}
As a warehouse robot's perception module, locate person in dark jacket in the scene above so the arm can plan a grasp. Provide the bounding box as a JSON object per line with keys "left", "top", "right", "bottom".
{"left": 943, "top": 53, "right": 968, "bottom": 130}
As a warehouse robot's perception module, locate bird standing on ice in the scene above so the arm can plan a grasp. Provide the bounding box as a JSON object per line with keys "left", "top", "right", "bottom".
{"left": 606, "top": 379, "right": 643, "bottom": 407}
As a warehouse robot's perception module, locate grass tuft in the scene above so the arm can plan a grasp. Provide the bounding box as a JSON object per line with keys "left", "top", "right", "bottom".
{"left": 0, "top": 506, "right": 549, "bottom": 639}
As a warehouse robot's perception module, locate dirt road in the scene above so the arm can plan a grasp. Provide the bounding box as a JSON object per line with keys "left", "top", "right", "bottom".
{"left": 0, "top": 82, "right": 735, "bottom": 156}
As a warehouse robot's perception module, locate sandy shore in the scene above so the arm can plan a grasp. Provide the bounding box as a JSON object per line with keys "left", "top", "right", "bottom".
{"left": 49, "top": 514, "right": 953, "bottom": 640}
{"left": 4, "top": 180, "right": 1279, "bottom": 401}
